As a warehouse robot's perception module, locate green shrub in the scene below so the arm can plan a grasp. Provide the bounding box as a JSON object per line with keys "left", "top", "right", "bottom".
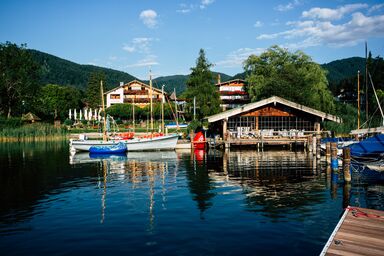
{"left": 64, "top": 119, "right": 74, "bottom": 126}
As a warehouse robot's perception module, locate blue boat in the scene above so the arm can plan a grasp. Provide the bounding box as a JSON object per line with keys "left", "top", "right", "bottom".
{"left": 349, "top": 134, "right": 384, "bottom": 160}
{"left": 89, "top": 142, "right": 127, "bottom": 154}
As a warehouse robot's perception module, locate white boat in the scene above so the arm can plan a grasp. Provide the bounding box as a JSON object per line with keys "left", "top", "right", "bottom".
{"left": 365, "top": 162, "right": 384, "bottom": 172}
{"left": 70, "top": 133, "right": 179, "bottom": 152}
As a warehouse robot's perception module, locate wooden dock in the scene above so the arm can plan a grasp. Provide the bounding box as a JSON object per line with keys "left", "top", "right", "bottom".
{"left": 321, "top": 206, "right": 384, "bottom": 256}
{"left": 226, "top": 136, "right": 308, "bottom": 147}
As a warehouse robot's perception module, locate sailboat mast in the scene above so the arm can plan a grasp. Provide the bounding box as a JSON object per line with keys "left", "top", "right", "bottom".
{"left": 132, "top": 96, "right": 135, "bottom": 132}
{"left": 365, "top": 41, "right": 369, "bottom": 121}
{"left": 150, "top": 70, "right": 154, "bottom": 132}
{"left": 174, "top": 88, "right": 179, "bottom": 128}
{"left": 101, "top": 80, "right": 107, "bottom": 141}
{"left": 368, "top": 73, "right": 384, "bottom": 126}
{"left": 161, "top": 85, "right": 165, "bottom": 134}
{"left": 357, "top": 70, "right": 360, "bottom": 129}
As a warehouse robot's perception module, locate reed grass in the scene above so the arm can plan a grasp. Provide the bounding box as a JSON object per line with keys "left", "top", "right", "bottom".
{"left": 0, "top": 123, "right": 68, "bottom": 142}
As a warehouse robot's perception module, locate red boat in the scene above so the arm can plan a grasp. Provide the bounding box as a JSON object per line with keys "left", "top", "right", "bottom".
{"left": 193, "top": 131, "right": 206, "bottom": 149}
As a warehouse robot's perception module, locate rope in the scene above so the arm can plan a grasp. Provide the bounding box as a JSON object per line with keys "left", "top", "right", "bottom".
{"left": 347, "top": 206, "right": 384, "bottom": 220}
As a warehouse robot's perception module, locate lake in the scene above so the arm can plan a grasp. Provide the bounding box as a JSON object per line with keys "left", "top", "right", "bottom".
{"left": 0, "top": 142, "right": 383, "bottom": 255}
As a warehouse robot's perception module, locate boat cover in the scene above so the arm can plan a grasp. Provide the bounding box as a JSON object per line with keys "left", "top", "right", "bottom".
{"left": 89, "top": 142, "right": 127, "bottom": 154}
{"left": 349, "top": 134, "right": 384, "bottom": 157}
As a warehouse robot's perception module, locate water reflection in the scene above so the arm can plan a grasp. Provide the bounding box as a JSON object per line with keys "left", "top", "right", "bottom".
{"left": 210, "top": 150, "right": 329, "bottom": 220}
{"left": 1, "top": 143, "right": 384, "bottom": 255}
{"left": 70, "top": 151, "right": 177, "bottom": 229}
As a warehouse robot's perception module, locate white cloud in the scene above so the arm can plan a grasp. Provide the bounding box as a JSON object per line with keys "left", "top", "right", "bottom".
{"left": 200, "top": 0, "right": 214, "bottom": 9}
{"left": 177, "top": 3, "right": 194, "bottom": 13}
{"left": 275, "top": 0, "right": 301, "bottom": 12}
{"left": 127, "top": 55, "right": 159, "bottom": 68}
{"left": 258, "top": 2, "right": 384, "bottom": 49}
{"left": 139, "top": 9, "right": 158, "bottom": 28}
{"left": 369, "top": 3, "right": 384, "bottom": 14}
{"left": 302, "top": 3, "right": 368, "bottom": 20}
{"left": 216, "top": 48, "right": 265, "bottom": 68}
{"left": 254, "top": 21, "right": 263, "bottom": 28}
{"left": 123, "top": 37, "right": 154, "bottom": 54}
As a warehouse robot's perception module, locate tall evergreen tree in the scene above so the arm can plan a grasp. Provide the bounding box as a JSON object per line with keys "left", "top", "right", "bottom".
{"left": 183, "top": 49, "right": 220, "bottom": 119}
{"left": 0, "top": 42, "right": 40, "bottom": 118}
{"left": 86, "top": 71, "right": 106, "bottom": 108}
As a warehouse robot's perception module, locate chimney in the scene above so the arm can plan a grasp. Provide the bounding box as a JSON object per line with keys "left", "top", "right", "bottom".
{"left": 217, "top": 74, "right": 221, "bottom": 84}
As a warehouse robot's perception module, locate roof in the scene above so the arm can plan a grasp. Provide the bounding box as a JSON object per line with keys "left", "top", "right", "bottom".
{"left": 21, "top": 112, "right": 41, "bottom": 121}
{"left": 105, "top": 79, "right": 165, "bottom": 95}
{"left": 215, "top": 79, "right": 246, "bottom": 86}
{"left": 206, "top": 96, "right": 342, "bottom": 123}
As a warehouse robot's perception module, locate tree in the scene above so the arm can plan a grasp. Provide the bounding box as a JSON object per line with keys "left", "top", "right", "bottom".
{"left": 86, "top": 71, "right": 106, "bottom": 108}
{"left": 0, "top": 42, "right": 40, "bottom": 118}
{"left": 183, "top": 49, "right": 220, "bottom": 119}
{"left": 36, "top": 84, "right": 82, "bottom": 120}
{"left": 244, "top": 45, "right": 335, "bottom": 113}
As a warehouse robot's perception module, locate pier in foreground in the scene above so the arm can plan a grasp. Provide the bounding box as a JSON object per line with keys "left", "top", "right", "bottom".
{"left": 321, "top": 206, "right": 384, "bottom": 256}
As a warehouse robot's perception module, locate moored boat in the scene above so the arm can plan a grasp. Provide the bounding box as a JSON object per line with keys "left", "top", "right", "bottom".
{"left": 349, "top": 134, "right": 384, "bottom": 161}
{"left": 70, "top": 133, "right": 179, "bottom": 152}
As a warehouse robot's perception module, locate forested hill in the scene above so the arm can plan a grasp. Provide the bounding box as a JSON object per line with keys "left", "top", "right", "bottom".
{"left": 151, "top": 72, "right": 232, "bottom": 95}
{"left": 321, "top": 57, "right": 365, "bottom": 84}
{"left": 229, "top": 57, "right": 366, "bottom": 86}
{"left": 29, "top": 49, "right": 365, "bottom": 94}
{"left": 29, "top": 49, "right": 137, "bottom": 91}
{"left": 29, "top": 49, "right": 232, "bottom": 94}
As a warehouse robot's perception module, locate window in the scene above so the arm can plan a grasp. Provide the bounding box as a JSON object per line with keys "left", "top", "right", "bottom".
{"left": 110, "top": 94, "right": 121, "bottom": 99}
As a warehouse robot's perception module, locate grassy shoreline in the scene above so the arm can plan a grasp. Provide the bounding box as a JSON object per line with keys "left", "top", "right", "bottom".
{"left": 0, "top": 123, "right": 68, "bottom": 142}
{"left": 0, "top": 123, "right": 187, "bottom": 142}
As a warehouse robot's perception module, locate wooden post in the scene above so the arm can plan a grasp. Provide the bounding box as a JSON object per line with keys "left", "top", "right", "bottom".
{"left": 331, "top": 142, "right": 338, "bottom": 175}
{"left": 316, "top": 123, "right": 321, "bottom": 160}
{"left": 308, "top": 135, "right": 313, "bottom": 152}
{"left": 312, "top": 135, "right": 316, "bottom": 156}
{"left": 342, "top": 182, "right": 351, "bottom": 209}
{"left": 223, "top": 118, "right": 227, "bottom": 141}
{"left": 326, "top": 142, "right": 331, "bottom": 165}
{"left": 343, "top": 147, "right": 351, "bottom": 182}
{"left": 330, "top": 143, "right": 339, "bottom": 198}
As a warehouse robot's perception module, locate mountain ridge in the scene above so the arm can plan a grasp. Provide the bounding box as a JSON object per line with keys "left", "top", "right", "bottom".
{"left": 29, "top": 49, "right": 364, "bottom": 95}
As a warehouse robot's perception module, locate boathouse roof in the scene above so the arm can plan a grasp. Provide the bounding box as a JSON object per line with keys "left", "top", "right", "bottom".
{"left": 206, "top": 96, "right": 342, "bottom": 123}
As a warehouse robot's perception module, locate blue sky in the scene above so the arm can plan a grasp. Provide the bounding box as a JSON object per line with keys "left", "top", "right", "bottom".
{"left": 1, "top": 0, "right": 383, "bottom": 80}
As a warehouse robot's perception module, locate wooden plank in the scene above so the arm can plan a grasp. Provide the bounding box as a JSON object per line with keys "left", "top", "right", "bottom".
{"left": 323, "top": 206, "right": 384, "bottom": 256}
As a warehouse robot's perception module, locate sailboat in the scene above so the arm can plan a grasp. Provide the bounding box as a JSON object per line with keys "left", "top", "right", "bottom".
{"left": 70, "top": 77, "right": 179, "bottom": 152}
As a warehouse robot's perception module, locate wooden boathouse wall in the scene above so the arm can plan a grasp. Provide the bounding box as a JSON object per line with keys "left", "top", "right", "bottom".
{"left": 206, "top": 96, "right": 342, "bottom": 149}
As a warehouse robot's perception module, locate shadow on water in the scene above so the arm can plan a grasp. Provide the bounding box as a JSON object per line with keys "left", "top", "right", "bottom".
{"left": 0, "top": 141, "right": 99, "bottom": 224}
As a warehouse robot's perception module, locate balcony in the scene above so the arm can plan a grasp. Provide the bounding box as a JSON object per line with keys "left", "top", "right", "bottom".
{"left": 123, "top": 98, "right": 161, "bottom": 104}
{"left": 123, "top": 90, "right": 147, "bottom": 95}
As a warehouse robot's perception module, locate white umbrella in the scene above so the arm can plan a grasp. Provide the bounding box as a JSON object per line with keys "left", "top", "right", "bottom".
{"left": 84, "top": 109, "right": 88, "bottom": 121}
{"left": 79, "top": 110, "right": 82, "bottom": 120}
{"left": 74, "top": 109, "right": 77, "bottom": 120}
{"left": 94, "top": 109, "right": 97, "bottom": 120}
{"left": 69, "top": 109, "right": 72, "bottom": 120}
{"left": 88, "top": 108, "right": 93, "bottom": 120}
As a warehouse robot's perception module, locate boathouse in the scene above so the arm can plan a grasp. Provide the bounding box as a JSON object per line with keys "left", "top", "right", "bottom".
{"left": 206, "top": 96, "right": 342, "bottom": 147}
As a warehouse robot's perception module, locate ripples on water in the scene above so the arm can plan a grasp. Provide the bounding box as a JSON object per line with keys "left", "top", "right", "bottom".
{"left": 0, "top": 142, "right": 383, "bottom": 255}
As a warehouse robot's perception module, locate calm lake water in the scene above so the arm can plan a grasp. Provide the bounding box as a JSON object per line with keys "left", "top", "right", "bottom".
{"left": 0, "top": 142, "right": 383, "bottom": 255}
